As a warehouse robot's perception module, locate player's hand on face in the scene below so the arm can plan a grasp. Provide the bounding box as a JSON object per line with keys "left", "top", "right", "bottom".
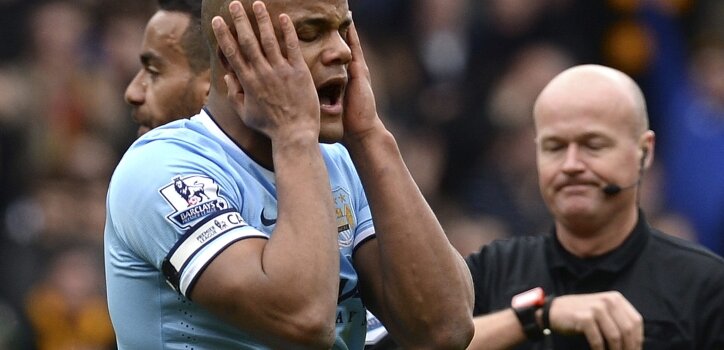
{"left": 549, "top": 291, "right": 643, "bottom": 350}
{"left": 212, "top": 1, "right": 320, "bottom": 141}
{"left": 342, "top": 20, "right": 383, "bottom": 144}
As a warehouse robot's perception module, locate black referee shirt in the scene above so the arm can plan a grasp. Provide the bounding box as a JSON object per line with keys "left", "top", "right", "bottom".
{"left": 466, "top": 211, "right": 724, "bottom": 349}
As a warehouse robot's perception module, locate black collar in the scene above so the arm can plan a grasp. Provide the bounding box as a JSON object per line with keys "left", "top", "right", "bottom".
{"left": 546, "top": 210, "right": 651, "bottom": 278}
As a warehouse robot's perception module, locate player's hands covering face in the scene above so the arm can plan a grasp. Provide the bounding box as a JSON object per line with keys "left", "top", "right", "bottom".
{"left": 212, "top": 1, "right": 320, "bottom": 141}
{"left": 341, "top": 21, "right": 384, "bottom": 144}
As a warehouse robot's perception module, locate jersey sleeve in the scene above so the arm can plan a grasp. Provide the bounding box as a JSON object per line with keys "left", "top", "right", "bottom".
{"left": 107, "top": 137, "right": 268, "bottom": 297}
{"left": 351, "top": 173, "right": 375, "bottom": 250}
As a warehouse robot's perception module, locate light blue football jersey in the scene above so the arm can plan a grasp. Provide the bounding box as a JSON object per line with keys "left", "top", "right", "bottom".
{"left": 105, "top": 109, "right": 376, "bottom": 349}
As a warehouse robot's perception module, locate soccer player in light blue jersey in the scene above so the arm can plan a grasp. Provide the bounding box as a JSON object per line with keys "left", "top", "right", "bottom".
{"left": 104, "top": 0, "right": 474, "bottom": 348}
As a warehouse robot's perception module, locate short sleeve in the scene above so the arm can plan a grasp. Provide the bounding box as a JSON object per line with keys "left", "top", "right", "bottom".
{"left": 106, "top": 138, "right": 267, "bottom": 297}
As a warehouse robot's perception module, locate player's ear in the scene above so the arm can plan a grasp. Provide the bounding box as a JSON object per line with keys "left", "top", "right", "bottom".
{"left": 199, "top": 70, "right": 212, "bottom": 100}
{"left": 216, "top": 47, "right": 245, "bottom": 97}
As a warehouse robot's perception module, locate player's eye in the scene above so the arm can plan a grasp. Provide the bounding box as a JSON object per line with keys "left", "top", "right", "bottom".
{"left": 144, "top": 66, "right": 161, "bottom": 80}
{"left": 297, "top": 27, "right": 320, "bottom": 42}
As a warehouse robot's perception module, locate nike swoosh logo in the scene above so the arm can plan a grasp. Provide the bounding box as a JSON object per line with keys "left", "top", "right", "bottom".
{"left": 260, "top": 208, "right": 277, "bottom": 226}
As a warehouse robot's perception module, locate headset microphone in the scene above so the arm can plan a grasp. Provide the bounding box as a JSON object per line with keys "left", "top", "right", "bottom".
{"left": 602, "top": 147, "right": 649, "bottom": 196}
{"left": 602, "top": 182, "right": 637, "bottom": 195}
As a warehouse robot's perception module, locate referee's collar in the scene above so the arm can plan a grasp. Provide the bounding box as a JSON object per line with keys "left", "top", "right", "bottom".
{"left": 546, "top": 209, "right": 650, "bottom": 276}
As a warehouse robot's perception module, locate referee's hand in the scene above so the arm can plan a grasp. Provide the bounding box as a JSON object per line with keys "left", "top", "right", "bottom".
{"left": 549, "top": 291, "right": 643, "bottom": 350}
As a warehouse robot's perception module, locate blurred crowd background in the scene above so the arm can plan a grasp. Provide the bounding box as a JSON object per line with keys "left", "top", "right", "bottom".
{"left": 0, "top": 0, "right": 722, "bottom": 348}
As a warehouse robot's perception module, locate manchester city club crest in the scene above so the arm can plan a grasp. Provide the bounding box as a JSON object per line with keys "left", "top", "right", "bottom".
{"left": 333, "top": 187, "right": 355, "bottom": 250}
{"left": 160, "top": 175, "right": 229, "bottom": 229}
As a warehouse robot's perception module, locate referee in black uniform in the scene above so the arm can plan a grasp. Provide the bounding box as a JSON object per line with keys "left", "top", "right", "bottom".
{"left": 466, "top": 65, "right": 724, "bottom": 350}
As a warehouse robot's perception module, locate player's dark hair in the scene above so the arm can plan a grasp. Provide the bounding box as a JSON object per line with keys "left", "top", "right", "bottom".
{"left": 158, "top": 0, "right": 209, "bottom": 73}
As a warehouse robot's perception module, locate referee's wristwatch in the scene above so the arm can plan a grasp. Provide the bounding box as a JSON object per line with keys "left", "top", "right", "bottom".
{"left": 511, "top": 287, "right": 546, "bottom": 341}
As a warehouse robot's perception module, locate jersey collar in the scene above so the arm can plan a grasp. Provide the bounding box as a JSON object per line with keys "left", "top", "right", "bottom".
{"left": 546, "top": 209, "right": 651, "bottom": 278}
{"left": 192, "top": 107, "right": 276, "bottom": 180}
{"left": 192, "top": 108, "right": 237, "bottom": 150}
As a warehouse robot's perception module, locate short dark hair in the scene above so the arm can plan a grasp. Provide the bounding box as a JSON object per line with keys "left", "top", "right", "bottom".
{"left": 158, "top": 0, "right": 209, "bottom": 73}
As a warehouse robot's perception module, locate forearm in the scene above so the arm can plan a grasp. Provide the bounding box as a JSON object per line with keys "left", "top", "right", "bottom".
{"left": 468, "top": 309, "right": 527, "bottom": 350}
{"left": 264, "top": 133, "right": 339, "bottom": 314}
{"left": 187, "top": 134, "right": 339, "bottom": 347}
{"left": 348, "top": 127, "right": 474, "bottom": 347}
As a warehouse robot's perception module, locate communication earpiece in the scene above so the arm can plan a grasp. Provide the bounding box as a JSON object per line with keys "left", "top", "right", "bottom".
{"left": 640, "top": 147, "right": 648, "bottom": 169}
{"left": 602, "top": 146, "right": 650, "bottom": 196}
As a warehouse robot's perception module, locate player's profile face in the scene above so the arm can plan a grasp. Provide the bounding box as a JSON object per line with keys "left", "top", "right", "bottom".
{"left": 125, "top": 11, "right": 208, "bottom": 137}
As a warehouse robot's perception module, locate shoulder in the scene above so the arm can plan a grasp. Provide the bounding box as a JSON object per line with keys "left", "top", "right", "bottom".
{"left": 467, "top": 235, "right": 548, "bottom": 264}
{"left": 466, "top": 235, "right": 549, "bottom": 278}
{"left": 113, "top": 120, "right": 224, "bottom": 186}
{"left": 107, "top": 120, "right": 233, "bottom": 234}
{"left": 647, "top": 230, "right": 724, "bottom": 334}
{"left": 320, "top": 143, "right": 359, "bottom": 181}
{"left": 648, "top": 229, "right": 724, "bottom": 267}
{"left": 646, "top": 229, "right": 724, "bottom": 290}
{"left": 106, "top": 121, "right": 241, "bottom": 265}
{"left": 320, "top": 143, "right": 352, "bottom": 163}
{"left": 466, "top": 235, "right": 550, "bottom": 314}
{"left": 130, "top": 119, "right": 222, "bottom": 162}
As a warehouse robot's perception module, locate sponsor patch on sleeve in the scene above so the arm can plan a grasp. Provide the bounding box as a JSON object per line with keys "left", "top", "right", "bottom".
{"left": 162, "top": 209, "right": 267, "bottom": 296}
{"left": 159, "top": 175, "right": 230, "bottom": 229}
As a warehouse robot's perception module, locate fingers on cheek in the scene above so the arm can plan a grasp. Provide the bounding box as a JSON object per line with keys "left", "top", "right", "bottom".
{"left": 222, "top": 43, "right": 237, "bottom": 58}
{"left": 224, "top": 75, "right": 233, "bottom": 91}
{"left": 224, "top": 74, "right": 241, "bottom": 97}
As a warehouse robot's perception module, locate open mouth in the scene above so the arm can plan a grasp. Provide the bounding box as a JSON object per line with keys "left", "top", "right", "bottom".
{"left": 317, "top": 81, "right": 344, "bottom": 113}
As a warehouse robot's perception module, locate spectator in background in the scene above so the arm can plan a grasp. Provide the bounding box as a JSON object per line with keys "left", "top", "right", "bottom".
{"left": 2, "top": 1, "right": 210, "bottom": 347}
{"left": 442, "top": 0, "right": 611, "bottom": 200}
{"left": 0, "top": 0, "right": 32, "bottom": 63}
{"left": 25, "top": 244, "right": 115, "bottom": 350}
{"left": 124, "top": 0, "right": 210, "bottom": 137}
{"left": 642, "top": 1, "right": 724, "bottom": 256}
{"left": 462, "top": 42, "right": 573, "bottom": 240}
{"left": 0, "top": 2, "right": 136, "bottom": 347}
{"left": 18, "top": 0, "right": 128, "bottom": 177}
{"left": 467, "top": 64, "right": 724, "bottom": 349}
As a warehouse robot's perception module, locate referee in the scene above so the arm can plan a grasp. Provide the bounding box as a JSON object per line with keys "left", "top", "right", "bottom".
{"left": 466, "top": 65, "right": 724, "bottom": 349}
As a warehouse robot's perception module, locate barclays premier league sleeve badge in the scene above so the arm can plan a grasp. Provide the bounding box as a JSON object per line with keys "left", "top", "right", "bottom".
{"left": 160, "top": 175, "right": 230, "bottom": 229}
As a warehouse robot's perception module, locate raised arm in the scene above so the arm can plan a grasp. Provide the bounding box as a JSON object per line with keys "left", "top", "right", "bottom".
{"left": 343, "top": 22, "right": 474, "bottom": 349}
{"left": 189, "top": 3, "right": 338, "bottom": 348}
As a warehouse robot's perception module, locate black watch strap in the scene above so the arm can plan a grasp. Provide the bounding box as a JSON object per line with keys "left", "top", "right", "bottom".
{"left": 513, "top": 304, "right": 544, "bottom": 341}
{"left": 542, "top": 295, "right": 555, "bottom": 331}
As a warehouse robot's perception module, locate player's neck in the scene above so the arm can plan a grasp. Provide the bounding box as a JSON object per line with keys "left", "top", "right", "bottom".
{"left": 206, "top": 92, "right": 275, "bottom": 170}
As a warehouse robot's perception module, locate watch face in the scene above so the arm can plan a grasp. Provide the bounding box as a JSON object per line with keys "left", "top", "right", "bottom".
{"left": 512, "top": 287, "right": 546, "bottom": 308}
